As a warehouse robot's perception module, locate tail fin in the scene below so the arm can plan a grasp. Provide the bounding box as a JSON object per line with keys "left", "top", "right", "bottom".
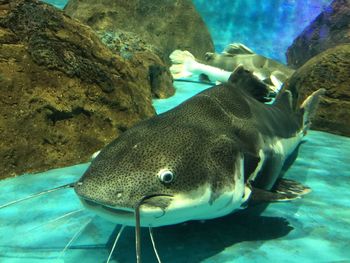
{"left": 169, "top": 49, "right": 232, "bottom": 82}
{"left": 169, "top": 50, "right": 196, "bottom": 79}
{"left": 300, "top": 89, "right": 326, "bottom": 133}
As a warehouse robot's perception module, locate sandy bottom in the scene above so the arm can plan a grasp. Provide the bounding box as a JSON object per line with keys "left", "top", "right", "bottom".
{"left": 1, "top": 79, "right": 349, "bottom": 263}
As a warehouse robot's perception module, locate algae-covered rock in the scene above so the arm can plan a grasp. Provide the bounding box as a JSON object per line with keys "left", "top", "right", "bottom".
{"left": 0, "top": 0, "right": 170, "bottom": 179}
{"left": 283, "top": 44, "right": 350, "bottom": 137}
{"left": 98, "top": 30, "right": 174, "bottom": 99}
{"left": 64, "top": 0, "right": 215, "bottom": 64}
{"left": 287, "top": 0, "right": 350, "bottom": 68}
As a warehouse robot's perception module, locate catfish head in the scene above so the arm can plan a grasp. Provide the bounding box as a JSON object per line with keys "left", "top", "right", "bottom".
{"left": 74, "top": 112, "right": 250, "bottom": 227}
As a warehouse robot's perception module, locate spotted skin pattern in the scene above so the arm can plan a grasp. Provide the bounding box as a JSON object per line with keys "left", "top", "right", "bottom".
{"left": 203, "top": 43, "right": 295, "bottom": 85}
{"left": 74, "top": 66, "right": 315, "bottom": 227}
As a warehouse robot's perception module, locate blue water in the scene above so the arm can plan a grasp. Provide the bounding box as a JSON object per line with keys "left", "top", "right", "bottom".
{"left": 2, "top": 1, "right": 349, "bottom": 262}
{"left": 1, "top": 78, "right": 350, "bottom": 263}
{"left": 193, "top": 0, "right": 332, "bottom": 62}
{"left": 42, "top": 0, "right": 332, "bottom": 63}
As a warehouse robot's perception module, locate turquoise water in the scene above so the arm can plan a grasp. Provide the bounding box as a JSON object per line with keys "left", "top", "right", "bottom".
{"left": 193, "top": 0, "right": 332, "bottom": 62}
{"left": 2, "top": 1, "right": 350, "bottom": 262}
{"left": 1, "top": 78, "right": 350, "bottom": 262}
{"left": 42, "top": 0, "right": 332, "bottom": 63}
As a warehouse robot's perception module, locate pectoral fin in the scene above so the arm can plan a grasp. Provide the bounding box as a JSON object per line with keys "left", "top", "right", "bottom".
{"left": 249, "top": 178, "right": 311, "bottom": 204}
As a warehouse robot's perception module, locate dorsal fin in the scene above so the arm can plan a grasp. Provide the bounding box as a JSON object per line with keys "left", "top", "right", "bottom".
{"left": 273, "top": 90, "right": 293, "bottom": 112}
{"left": 299, "top": 88, "right": 326, "bottom": 133}
{"left": 228, "top": 65, "right": 270, "bottom": 102}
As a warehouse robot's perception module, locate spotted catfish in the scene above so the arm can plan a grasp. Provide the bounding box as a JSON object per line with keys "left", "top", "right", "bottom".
{"left": 74, "top": 65, "right": 324, "bottom": 227}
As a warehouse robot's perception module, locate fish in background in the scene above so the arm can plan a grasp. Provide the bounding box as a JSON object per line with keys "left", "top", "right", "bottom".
{"left": 170, "top": 43, "right": 295, "bottom": 93}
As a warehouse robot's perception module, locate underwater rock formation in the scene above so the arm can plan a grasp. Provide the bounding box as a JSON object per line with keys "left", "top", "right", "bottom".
{"left": 283, "top": 44, "right": 350, "bottom": 137}
{"left": 97, "top": 30, "right": 174, "bottom": 99}
{"left": 286, "top": 0, "right": 350, "bottom": 68}
{"left": 0, "top": 0, "right": 170, "bottom": 179}
{"left": 64, "top": 0, "right": 214, "bottom": 64}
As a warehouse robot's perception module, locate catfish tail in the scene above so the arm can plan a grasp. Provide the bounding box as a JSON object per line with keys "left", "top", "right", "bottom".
{"left": 169, "top": 50, "right": 196, "bottom": 79}
{"left": 299, "top": 89, "right": 326, "bottom": 134}
{"left": 169, "top": 50, "right": 232, "bottom": 82}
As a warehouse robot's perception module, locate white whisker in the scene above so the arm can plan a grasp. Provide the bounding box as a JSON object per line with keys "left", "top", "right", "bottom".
{"left": 106, "top": 225, "right": 125, "bottom": 263}
{"left": 27, "top": 209, "right": 84, "bottom": 232}
{"left": 0, "top": 183, "right": 74, "bottom": 209}
{"left": 149, "top": 227, "right": 162, "bottom": 263}
{"left": 58, "top": 217, "right": 93, "bottom": 259}
{"left": 134, "top": 194, "right": 172, "bottom": 263}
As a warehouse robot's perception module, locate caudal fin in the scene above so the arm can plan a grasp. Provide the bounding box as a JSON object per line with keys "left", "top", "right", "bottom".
{"left": 169, "top": 50, "right": 196, "bottom": 79}
{"left": 169, "top": 49, "right": 233, "bottom": 82}
{"left": 300, "top": 88, "right": 326, "bottom": 133}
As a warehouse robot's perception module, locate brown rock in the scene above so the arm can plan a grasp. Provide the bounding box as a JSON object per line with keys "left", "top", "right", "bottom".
{"left": 64, "top": 0, "right": 215, "bottom": 64}
{"left": 98, "top": 30, "right": 174, "bottom": 98}
{"left": 283, "top": 44, "right": 350, "bottom": 137}
{"left": 0, "top": 0, "right": 167, "bottom": 179}
{"left": 286, "top": 0, "right": 350, "bottom": 68}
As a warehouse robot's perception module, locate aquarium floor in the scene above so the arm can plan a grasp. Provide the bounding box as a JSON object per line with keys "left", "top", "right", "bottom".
{"left": 1, "top": 79, "right": 350, "bottom": 263}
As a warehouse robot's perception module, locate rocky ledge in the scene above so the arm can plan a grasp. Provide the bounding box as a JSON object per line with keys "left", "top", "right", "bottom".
{"left": 284, "top": 44, "right": 350, "bottom": 137}
{"left": 0, "top": 0, "right": 173, "bottom": 179}
{"left": 64, "top": 0, "right": 215, "bottom": 64}
{"left": 287, "top": 0, "right": 350, "bottom": 68}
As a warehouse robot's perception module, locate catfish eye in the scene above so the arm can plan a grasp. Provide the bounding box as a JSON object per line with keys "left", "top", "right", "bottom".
{"left": 158, "top": 169, "right": 175, "bottom": 184}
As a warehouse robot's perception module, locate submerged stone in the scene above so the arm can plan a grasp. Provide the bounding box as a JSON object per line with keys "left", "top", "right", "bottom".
{"left": 287, "top": 0, "right": 350, "bottom": 68}
{"left": 283, "top": 44, "right": 350, "bottom": 137}
{"left": 97, "top": 30, "right": 174, "bottom": 99}
{"left": 64, "top": 0, "right": 215, "bottom": 64}
{"left": 0, "top": 0, "right": 172, "bottom": 179}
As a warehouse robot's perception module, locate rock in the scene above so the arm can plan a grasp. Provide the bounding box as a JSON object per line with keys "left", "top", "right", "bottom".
{"left": 286, "top": 0, "right": 350, "bottom": 68}
{"left": 0, "top": 0, "right": 169, "bottom": 179}
{"left": 64, "top": 0, "right": 215, "bottom": 64}
{"left": 98, "top": 30, "right": 174, "bottom": 98}
{"left": 283, "top": 44, "right": 350, "bottom": 137}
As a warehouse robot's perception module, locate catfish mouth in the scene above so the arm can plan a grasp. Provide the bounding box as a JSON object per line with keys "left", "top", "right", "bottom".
{"left": 82, "top": 199, "right": 134, "bottom": 217}
{"left": 77, "top": 194, "right": 174, "bottom": 226}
